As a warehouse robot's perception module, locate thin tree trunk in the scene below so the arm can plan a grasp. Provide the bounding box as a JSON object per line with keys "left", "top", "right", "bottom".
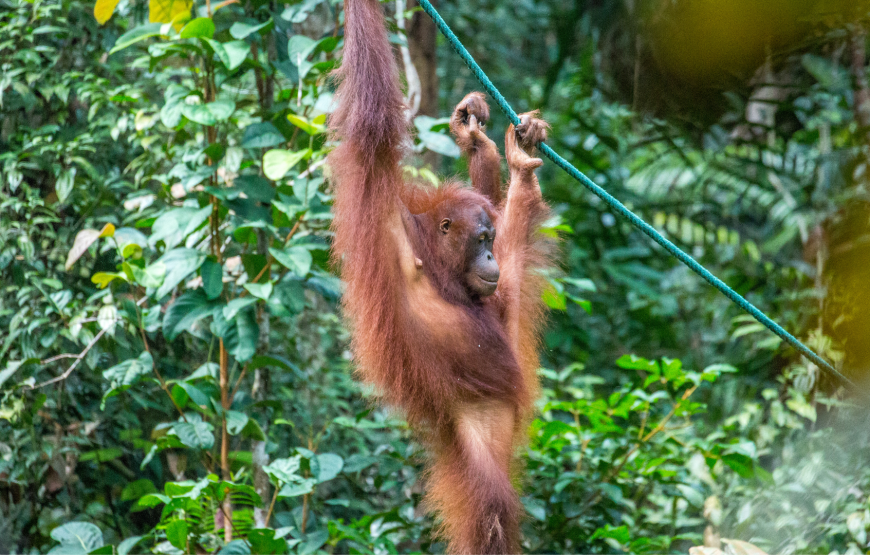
{"left": 408, "top": 0, "right": 439, "bottom": 168}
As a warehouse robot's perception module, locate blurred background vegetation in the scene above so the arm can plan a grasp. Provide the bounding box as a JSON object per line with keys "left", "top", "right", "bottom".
{"left": 2, "top": 0, "right": 870, "bottom": 552}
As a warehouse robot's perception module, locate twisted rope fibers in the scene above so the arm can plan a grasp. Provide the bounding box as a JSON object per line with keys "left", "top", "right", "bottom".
{"left": 415, "top": 0, "right": 858, "bottom": 391}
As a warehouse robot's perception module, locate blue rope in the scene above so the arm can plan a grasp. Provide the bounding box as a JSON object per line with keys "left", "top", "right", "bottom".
{"left": 416, "top": 0, "right": 858, "bottom": 391}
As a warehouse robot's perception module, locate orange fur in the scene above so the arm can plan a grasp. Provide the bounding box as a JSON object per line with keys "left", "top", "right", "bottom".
{"left": 328, "top": 1, "right": 556, "bottom": 552}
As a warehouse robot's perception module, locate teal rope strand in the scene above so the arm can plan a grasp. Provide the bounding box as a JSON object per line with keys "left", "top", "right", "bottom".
{"left": 416, "top": 0, "right": 858, "bottom": 391}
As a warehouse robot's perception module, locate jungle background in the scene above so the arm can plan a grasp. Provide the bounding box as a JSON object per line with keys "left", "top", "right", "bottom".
{"left": 2, "top": 0, "right": 870, "bottom": 552}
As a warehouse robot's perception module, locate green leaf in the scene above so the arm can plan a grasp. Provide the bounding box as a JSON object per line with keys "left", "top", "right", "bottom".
{"left": 590, "top": 524, "right": 630, "bottom": 544}
{"left": 315, "top": 453, "right": 343, "bottom": 483}
{"left": 236, "top": 175, "right": 275, "bottom": 202}
{"left": 218, "top": 540, "right": 251, "bottom": 555}
{"left": 286, "top": 113, "right": 324, "bottom": 135}
{"left": 264, "top": 456, "right": 302, "bottom": 483}
{"left": 244, "top": 282, "right": 273, "bottom": 300}
{"left": 56, "top": 167, "right": 76, "bottom": 203}
{"left": 166, "top": 519, "right": 188, "bottom": 550}
{"left": 103, "top": 351, "right": 153, "bottom": 391}
{"left": 522, "top": 496, "right": 547, "bottom": 521}
{"left": 269, "top": 246, "right": 312, "bottom": 277}
{"left": 91, "top": 272, "right": 126, "bottom": 289}
{"left": 182, "top": 104, "right": 217, "bottom": 126}
{"left": 173, "top": 421, "right": 215, "bottom": 449}
{"left": 417, "top": 130, "right": 460, "bottom": 157}
{"left": 242, "top": 122, "right": 285, "bottom": 149}
{"left": 248, "top": 529, "right": 287, "bottom": 555}
{"left": 176, "top": 381, "right": 210, "bottom": 408}
{"left": 117, "top": 536, "right": 144, "bottom": 555}
{"left": 208, "top": 99, "right": 235, "bottom": 121}
{"left": 615, "top": 354, "right": 660, "bottom": 373}
{"left": 188, "top": 362, "right": 219, "bottom": 381}
{"left": 179, "top": 17, "right": 214, "bottom": 39}
{"left": 128, "top": 262, "right": 166, "bottom": 288}
{"left": 205, "top": 38, "right": 249, "bottom": 71}
{"left": 542, "top": 288, "right": 567, "bottom": 310}
{"left": 222, "top": 41, "right": 249, "bottom": 70}
{"left": 110, "top": 22, "right": 163, "bottom": 54}
{"left": 49, "top": 522, "right": 104, "bottom": 553}
{"left": 223, "top": 297, "right": 257, "bottom": 320}
{"left": 230, "top": 19, "right": 272, "bottom": 39}
{"left": 163, "top": 289, "right": 218, "bottom": 341}
{"left": 201, "top": 259, "right": 223, "bottom": 299}
{"left": 299, "top": 529, "right": 328, "bottom": 554}
{"left": 241, "top": 418, "right": 266, "bottom": 441}
{"left": 278, "top": 479, "right": 316, "bottom": 498}
{"left": 155, "top": 248, "right": 206, "bottom": 299}
{"left": 287, "top": 35, "right": 317, "bottom": 79}
{"left": 226, "top": 410, "right": 249, "bottom": 435}
{"left": 182, "top": 204, "right": 213, "bottom": 237}
{"left": 230, "top": 306, "right": 258, "bottom": 362}
{"left": 80, "top": 448, "right": 123, "bottom": 462}
{"left": 121, "top": 479, "right": 157, "bottom": 501}
{"left": 721, "top": 453, "right": 755, "bottom": 478}
{"left": 263, "top": 149, "right": 308, "bottom": 180}
{"left": 292, "top": 177, "right": 320, "bottom": 204}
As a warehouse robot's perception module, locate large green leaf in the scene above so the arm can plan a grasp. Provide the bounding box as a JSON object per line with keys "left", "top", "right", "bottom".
{"left": 242, "top": 122, "right": 285, "bottom": 148}
{"left": 205, "top": 38, "right": 249, "bottom": 71}
{"left": 109, "top": 22, "right": 163, "bottom": 54}
{"left": 173, "top": 420, "right": 215, "bottom": 449}
{"left": 179, "top": 17, "right": 214, "bottom": 39}
{"left": 103, "top": 351, "right": 153, "bottom": 391}
{"left": 314, "top": 453, "right": 343, "bottom": 483}
{"left": 163, "top": 289, "right": 219, "bottom": 341}
{"left": 229, "top": 19, "right": 272, "bottom": 40}
{"left": 201, "top": 259, "right": 223, "bottom": 299}
{"left": 155, "top": 248, "right": 207, "bottom": 299}
{"left": 48, "top": 522, "right": 104, "bottom": 554}
{"left": 269, "top": 246, "right": 312, "bottom": 277}
{"left": 166, "top": 519, "right": 188, "bottom": 550}
{"left": 263, "top": 149, "right": 308, "bottom": 180}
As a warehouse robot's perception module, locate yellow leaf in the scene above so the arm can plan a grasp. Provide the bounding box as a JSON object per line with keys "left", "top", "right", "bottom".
{"left": 98, "top": 223, "right": 115, "bottom": 238}
{"left": 149, "top": 0, "right": 191, "bottom": 29}
{"left": 91, "top": 272, "right": 125, "bottom": 289}
{"left": 94, "top": 0, "right": 121, "bottom": 24}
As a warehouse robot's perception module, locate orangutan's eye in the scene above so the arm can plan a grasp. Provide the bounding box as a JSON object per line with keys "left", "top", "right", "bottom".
{"left": 479, "top": 234, "right": 486, "bottom": 242}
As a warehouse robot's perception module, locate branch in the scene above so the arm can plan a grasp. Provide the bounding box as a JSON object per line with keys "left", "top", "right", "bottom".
{"left": 30, "top": 324, "right": 115, "bottom": 389}
{"left": 396, "top": 0, "right": 421, "bottom": 120}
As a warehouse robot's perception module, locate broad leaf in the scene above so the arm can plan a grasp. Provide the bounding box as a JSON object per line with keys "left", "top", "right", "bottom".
{"left": 48, "top": 522, "right": 104, "bottom": 554}
{"left": 229, "top": 19, "right": 272, "bottom": 39}
{"left": 315, "top": 453, "right": 343, "bottom": 483}
{"left": 179, "top": 17, "right": 214, "bottom": 39}
{"left": 243, "top": 282, "right": 273, "bottom": 300}
{"left": 163, "top": 289, "right": 219, "bottom": 341}
{"left": 110, "top": 22, "right": 164, "bottom": 54}
{"left": 173, "top": 421, "right": 215, "bottom": 449}
{"left": 103, "top": 351, "right": 153, "bottom": 391}
{"left": 201, "top": 259, "right": 223, "bottom": 299}
{"left": 263, "top": 149, "right": 308, "bottom": 180}
{"left": 94, "top": 0, "right": 121, "bottom": 24}
{"left": 155, "top": 248, "right": 206, "bottom": 299}
{"left": 269, "top": 246, "right": 312, "bottom": 277}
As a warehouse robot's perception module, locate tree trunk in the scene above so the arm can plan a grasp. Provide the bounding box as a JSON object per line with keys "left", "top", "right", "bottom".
{"left": 408, "top": 0, "right": 440, "bottom": 168}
